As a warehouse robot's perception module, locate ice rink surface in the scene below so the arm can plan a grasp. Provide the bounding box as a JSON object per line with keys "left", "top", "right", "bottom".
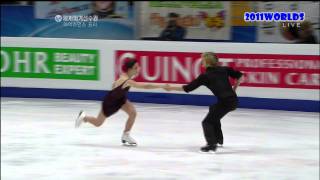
{"left": 1, "top": 97, "right": 319, "bottom": 180}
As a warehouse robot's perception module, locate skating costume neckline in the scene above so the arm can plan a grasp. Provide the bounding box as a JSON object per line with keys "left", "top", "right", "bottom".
{"left": 115, "top": 79, "right": 130, "bottom": 91}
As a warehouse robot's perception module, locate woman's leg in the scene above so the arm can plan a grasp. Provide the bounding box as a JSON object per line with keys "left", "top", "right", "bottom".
{"left": 121, "top": 100, "right": 137, "bottom": 133}
{"left": 84, "top": 110, "right": 106, "bottom": 127}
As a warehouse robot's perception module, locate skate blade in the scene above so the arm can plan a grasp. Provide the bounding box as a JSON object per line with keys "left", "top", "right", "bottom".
{"left": 75, "top": 117, "right": 81, "bottom": 128}
{"left": 75, "top": 118, "right": 80, "bottom": 128}
{"left": 198, "top": 150, "right": 216, "bottom": 154}
{"left": 122, "top": 142, "right": 137, "bottom": 147}
{"left": 74, "top": 111, "right": 82, "bottom": 128}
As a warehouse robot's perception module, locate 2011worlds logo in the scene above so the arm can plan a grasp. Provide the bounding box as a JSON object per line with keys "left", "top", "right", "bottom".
{"left": 244, "top": 12, "right": 305, "bottom": 28}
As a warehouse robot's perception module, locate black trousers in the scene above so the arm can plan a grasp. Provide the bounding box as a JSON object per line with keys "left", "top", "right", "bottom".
{"left": 202, "top": 97, "right": 238, "bottom": 145}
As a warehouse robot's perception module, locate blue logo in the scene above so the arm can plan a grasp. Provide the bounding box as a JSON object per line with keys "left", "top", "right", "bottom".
{"left": 244, "top": 12, "right": 305, "bottom": 22}
{"left": 55, "top": 15, "right": 63, "bottom": 22}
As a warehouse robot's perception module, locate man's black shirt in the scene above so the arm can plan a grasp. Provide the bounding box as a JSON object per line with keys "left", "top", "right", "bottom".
{"left": 183, "top": 66, "right": 243, "bottom": 100}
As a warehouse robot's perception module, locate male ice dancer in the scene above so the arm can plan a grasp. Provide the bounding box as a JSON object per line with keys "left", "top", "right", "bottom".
{"left": 165, "top": 52, "right": 243, "bottom": 153}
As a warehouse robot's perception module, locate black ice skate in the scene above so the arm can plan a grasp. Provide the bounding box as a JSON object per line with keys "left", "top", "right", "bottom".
{"left": 200, "top": 144, "right": 217, "bottom": 153}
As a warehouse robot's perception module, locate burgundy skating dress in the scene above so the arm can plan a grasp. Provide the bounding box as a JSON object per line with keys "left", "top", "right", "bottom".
{"left": 102, "top": 80, "right": 130, "bottom": 117}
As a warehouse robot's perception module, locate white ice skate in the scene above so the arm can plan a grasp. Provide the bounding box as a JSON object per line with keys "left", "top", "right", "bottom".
{"left": 75, "top": 110, "right": 86, "bottom": 128}
{"left": 121, "top": 132, "right": 137, "bottom": 146}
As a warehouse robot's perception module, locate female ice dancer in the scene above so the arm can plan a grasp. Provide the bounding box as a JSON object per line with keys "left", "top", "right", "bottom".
{"left": 164, "top": 52, "right": 243, "bottom": 153}
{"left": 75, "top": 58, "right": 167, "bottom": 146}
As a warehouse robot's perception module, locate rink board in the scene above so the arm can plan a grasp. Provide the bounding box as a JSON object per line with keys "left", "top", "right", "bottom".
{"left": 1, "top": 37, "right": 319, "bottom": 112}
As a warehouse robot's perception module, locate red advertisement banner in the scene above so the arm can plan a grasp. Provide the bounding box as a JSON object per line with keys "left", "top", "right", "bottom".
{"left": 115, "top": 50, "right": 320, "bottom": 89}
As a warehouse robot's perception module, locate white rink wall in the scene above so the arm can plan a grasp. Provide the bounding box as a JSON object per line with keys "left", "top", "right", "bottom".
{"left": 1, "top": 37, "right": 319, "bottom": 112}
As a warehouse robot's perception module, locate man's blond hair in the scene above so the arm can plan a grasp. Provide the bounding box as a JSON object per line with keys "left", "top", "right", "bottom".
{"left": 201, "top": 52, "right": 218, "bottom": 67}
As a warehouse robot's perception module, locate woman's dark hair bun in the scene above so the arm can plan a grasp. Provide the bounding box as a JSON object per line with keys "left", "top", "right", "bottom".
{"left": 122, "top": 58, "right": 137, "bottom": 72}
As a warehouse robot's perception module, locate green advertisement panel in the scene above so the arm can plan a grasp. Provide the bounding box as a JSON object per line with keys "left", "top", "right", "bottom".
{"left": 1, "top": 47, "right": 99, "bottom": 80}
